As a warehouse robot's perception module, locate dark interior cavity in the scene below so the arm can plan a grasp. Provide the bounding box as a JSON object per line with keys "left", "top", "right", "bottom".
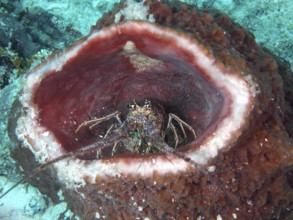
{"left": 33, "top": 31, "right": 225, "bottom": 158}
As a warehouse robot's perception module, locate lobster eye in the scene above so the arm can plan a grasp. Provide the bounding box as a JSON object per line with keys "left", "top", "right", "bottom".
{"left": 144, "top": 100, "right": 152, "bottom": 109}
{"left": 128, "top": 103, "right": 137, "bottom": 110}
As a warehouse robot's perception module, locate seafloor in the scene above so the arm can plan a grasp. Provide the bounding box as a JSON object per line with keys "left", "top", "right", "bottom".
{"left": 0, "top": 0, "right": 292, "bottom": 219}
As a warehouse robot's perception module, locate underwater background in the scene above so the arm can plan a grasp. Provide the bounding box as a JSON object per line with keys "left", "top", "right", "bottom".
{"left": 0, "top": 0, "right": 292, "bottom": 219}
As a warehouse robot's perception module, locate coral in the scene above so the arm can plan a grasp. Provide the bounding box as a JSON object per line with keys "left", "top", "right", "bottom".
{"left": 0, "top": 1, "right": 82, "bottom": 90}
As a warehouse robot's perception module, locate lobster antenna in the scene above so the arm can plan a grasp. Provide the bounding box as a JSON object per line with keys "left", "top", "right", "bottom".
{"left": 0, "top": 137, "right": 121, "bottom": 199}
